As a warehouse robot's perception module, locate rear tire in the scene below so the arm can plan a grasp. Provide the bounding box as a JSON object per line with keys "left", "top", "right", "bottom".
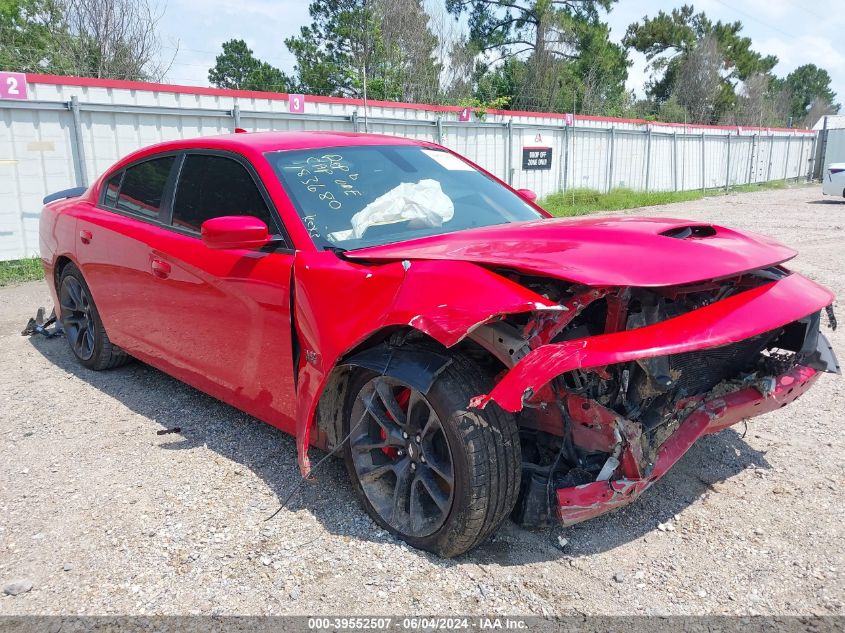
{"left": 343, "top": 349, "right": 521, "bottom": 557}
{"left": 58, "top": 263, "right": 129, "bottom": 370}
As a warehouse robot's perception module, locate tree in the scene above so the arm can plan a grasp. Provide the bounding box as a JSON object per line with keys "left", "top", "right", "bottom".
{"left": 209, "top": 39, "right": 292, "bottom": 92}
{"left": 624, "top": 5, "right": 777, "bottom": 122}
{"left": 285, "top": 0, "right": 442, "bottom": 102}
{"left": 803, "top": 97, "right": 838, "bottom": 129}
{"left": 728, "top": 73, "right": 790, "bottom": 127}
{"left": 445, "top": 0, "right": 628, "bottom": 114}
{"left": 784, "top": 64, "right": 840, "bottom": 125}
{"left": 672, "top": 34, "right": 720, "bottom": 124}
{"left": 55, "top": 0, "right": 173, "bottom": 80}
{"left": 1, "top": 0, "right": 170, "bottom": 79}
{"left": 0, "top": 0, "right": 62, "bottom": 73}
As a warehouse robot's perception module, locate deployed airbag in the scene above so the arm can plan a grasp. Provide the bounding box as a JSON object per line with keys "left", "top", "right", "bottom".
{"left": 328, "top": 179, "right": 454, "bottom": 242}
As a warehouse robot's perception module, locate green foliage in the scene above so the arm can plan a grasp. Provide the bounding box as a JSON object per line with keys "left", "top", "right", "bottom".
{"left": 445, "top": 0, "right": 629, "bottom": 115}
{"left": 656, "top": 96, "right": 688, "bottom": 123}
{"left": 457, "top": 95, "right": 511, "bottom": 121}
{"left": 1, "top": 0, "right": 169, "bottom": 80}
{"left": 0, "top": 256, "right": 43, "bottom": 286}
{"left": 285, "top": 0, "right": 441, "bottom": 102}
{"left": 785, "top": 64, "right": 840, "bottom": 123}
{"left": 623, "top": 4, "right": 778, "bottom": 123}
{"left": 0, "top": 0, "right": 68, "bottom": 74}
{"left": 208, "top": 39, "right": 292, "bottom": 92}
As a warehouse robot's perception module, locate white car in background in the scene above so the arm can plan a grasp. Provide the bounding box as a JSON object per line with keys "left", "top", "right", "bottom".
{"left": 822, "top": 163, "right": 845, "bottom": 198}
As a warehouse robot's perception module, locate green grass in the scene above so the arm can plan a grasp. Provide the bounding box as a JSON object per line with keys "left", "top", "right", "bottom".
{"left": 541, "top": 180, "right": 796, "bottom": 217}
{"left": 542, "top": 188, "right": 704, "bottom": 217}
{"left": 0, "top": 257, "right": 44, "bottom": 287}
{"left": 727, "top": 179, "right": 788, "bottom": 194}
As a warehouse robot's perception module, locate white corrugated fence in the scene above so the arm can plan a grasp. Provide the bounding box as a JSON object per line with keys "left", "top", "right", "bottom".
{"left": 0, "top": 73, "right": 818, "bottom": 261}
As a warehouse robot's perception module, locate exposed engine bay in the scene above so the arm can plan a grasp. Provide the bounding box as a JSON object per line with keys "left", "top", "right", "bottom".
{"left": 463, "top": 267, "right": 839, "bottom": 526}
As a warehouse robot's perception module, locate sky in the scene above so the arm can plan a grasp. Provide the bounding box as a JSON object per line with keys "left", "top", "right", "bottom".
{"left": 156, "top": 0, "right": 845, "bottom": 106}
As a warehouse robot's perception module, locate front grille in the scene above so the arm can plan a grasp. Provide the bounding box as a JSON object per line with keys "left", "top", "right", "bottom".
{"left": 668, "top": 332, "right": 775, "bottom": 397}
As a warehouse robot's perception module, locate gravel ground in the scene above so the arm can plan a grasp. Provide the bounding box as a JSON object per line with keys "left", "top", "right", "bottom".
{"left": 0, "top": 184, "right": 843, "bottom": 616}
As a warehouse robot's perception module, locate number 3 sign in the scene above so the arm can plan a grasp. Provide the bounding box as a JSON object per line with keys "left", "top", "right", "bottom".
{"left": 288, "top": 93, "right": 305, "bottom": 114}
{"left": 0, "top": 72, "right": 28, "bottom": 100}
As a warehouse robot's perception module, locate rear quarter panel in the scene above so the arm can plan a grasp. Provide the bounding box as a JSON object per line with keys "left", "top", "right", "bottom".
{"left": 39, "top": 199, "right": 80, "bottom": 314}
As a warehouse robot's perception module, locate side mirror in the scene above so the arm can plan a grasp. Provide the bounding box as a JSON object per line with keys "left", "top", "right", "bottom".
{"left": 201, "top": 216, "right": 271, "bottom": 250}
{"left": 516, "top": 188, "right": 537, "bottom": 202}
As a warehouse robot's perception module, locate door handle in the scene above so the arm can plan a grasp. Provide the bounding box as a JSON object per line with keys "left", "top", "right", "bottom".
{"left": 79, "top": 229, "right": 92, "bottom": 244}
{"left": 150, "top": 258, "right": 171, "bottom": 279}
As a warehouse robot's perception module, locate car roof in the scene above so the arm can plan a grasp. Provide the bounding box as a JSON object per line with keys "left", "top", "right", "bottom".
{"left": 128, "top": 130, "right": 423, "bottom": 158}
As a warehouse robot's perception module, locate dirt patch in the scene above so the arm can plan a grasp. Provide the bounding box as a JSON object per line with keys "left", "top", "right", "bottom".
{"left": 0, "top": 185, "right": 842, "bottom": 615}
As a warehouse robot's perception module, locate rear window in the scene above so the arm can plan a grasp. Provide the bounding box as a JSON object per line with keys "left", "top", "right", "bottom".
{"left": 116, "top": 156, "right": 175, "bottom": 220}
{"left": 103, "top": 172, "right": 122, "bottom": 208}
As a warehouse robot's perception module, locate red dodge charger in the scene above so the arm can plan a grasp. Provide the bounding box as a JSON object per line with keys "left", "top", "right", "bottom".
{"left": 39, "top": 131, "right": 839, "bottom": 556}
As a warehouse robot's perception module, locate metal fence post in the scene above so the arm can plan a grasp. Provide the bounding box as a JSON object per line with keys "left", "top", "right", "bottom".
{"left": 231, "top": 104, "right": 241, "bottom": 130}
{"left": 766, "top": 134, "right": 774, "bottom": 182}
{"left": 725, "top": 134, "right": 731, "bottom": 190}
{"left": 68, "top": 96, "right": 88, "bottom": 187}
{"left": 351, "top": 111, "right": 359, "bottom": 133}
{"left": 644, "top": 127, "right": 652, "bottom": 191}
{"left": 672, "top": 131, "right": 678, "bottom": 191}
{"left": 607, "top": 127, "right": 615, "bottom": 193}
{"left": 506, "top": 120, "right": 513, "bottom": 185}
{"left": 435, "top": 116, "right": 443, "bottom": 145}
{"left": 556, "top": 126, "right": 566, "bottom": 193}
{"left": 798, "top": 135, "right": 805, "bottom": 182}
{"left": 563, "top": 125, "right": 570, "bottom": 193}
{"left": 782, "top": 134, "right": 791, "bottom": 181}
{"left": 809, "top": 131, "right": 819, "bottom": 180}
{"left": 817, "top": 116, "right": 830, "bottom": 180}
{"left": 747, "top": 134, "right": 755, "bottom": 184}
{"left": 700, "top": 132, "right": 706, "bottom": 191}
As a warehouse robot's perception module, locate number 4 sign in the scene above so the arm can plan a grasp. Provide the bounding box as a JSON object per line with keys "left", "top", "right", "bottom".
{"left": 0, "top": 72, "right": 28, "bottom": 100}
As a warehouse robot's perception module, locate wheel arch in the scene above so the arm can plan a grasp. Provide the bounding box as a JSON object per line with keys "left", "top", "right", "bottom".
{"left": 314, "top": 327, "right": 454, "bottom": 451}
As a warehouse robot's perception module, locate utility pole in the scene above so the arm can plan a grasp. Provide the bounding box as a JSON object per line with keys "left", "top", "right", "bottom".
{"left": 361, "top": 0, "right": 369, "bottom": 132}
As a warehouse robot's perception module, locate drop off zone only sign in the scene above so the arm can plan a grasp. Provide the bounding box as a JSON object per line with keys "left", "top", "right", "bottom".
{"left": 522, "top": 146, "right": 552, "bottom": 170}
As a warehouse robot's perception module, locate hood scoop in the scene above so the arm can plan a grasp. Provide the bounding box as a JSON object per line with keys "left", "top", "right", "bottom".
{"left": 660, "top": 225, "right": 717, "bottom": 240}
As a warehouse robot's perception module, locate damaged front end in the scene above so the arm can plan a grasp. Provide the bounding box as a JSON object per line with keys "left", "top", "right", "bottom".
{"left": 465, "top": 267, "right": 839, "bottom": 527}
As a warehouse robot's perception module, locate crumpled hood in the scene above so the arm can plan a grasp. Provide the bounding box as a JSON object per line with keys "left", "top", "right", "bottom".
{"left": 345, "top": 216, "right": 797, "bottom": 287}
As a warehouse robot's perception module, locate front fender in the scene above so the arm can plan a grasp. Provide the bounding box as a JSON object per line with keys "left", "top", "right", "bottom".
{"left": 291, "top": 251, "right": 557, "bottom": 476}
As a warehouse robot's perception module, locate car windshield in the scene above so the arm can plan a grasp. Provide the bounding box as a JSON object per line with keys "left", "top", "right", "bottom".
{"left": 265, "top": 145, "right": 544, "bottom": 250}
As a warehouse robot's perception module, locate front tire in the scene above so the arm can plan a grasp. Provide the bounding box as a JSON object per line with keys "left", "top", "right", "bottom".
{"left": 58, "top": 263, "right": 129, "bottom": 370}
{"left": 343, "top": 350, "right": 521, "bottom": 557}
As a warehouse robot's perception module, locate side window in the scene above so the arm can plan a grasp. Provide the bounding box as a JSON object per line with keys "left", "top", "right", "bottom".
{"left": 172, "top": 155, "right": 276, "bottom": 233}
{"left": 103, "top": 171, "right": 122, "bottom": 208}
{"left": 116, "top": 156, "right": 176, "bottom": 220}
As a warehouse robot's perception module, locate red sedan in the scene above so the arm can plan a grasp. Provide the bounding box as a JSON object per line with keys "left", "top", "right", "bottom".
{"left": 39, "top": 131, "right": 839, "bottom": 556}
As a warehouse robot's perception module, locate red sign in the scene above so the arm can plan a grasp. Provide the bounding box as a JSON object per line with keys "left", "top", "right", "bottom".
{"left": 0, "top": 72, "right": 28, "bottom": 100}
{"left": 458, "top": 107, "right": 471, "bottom": 122}
{"left": 288, "top": 94, "right": 305, "bottom": 114}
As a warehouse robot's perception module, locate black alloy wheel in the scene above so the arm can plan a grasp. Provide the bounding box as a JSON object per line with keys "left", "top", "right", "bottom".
{"left": 348, "top": 376, "right": 455, "bottom": 538}
{"left": 59, "top": 273, "right": 95, "bottom": 361}
{"left": 57, "top": 263, "right": 129, "bottom": 370}
{"left": 343, "top": 350, "right": 522, "bottom": 557}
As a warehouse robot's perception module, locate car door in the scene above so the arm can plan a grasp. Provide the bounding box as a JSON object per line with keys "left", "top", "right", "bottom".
{"left": 74, "top": 154, "right": 180, "bottom": 358}
{"left": 142, "top": 151, "right": 298, "bottom": 433}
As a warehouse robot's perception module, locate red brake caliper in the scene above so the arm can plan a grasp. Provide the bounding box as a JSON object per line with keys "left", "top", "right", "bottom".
{"left": 380, "top": 388, "right": 410, "bottom": 459}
